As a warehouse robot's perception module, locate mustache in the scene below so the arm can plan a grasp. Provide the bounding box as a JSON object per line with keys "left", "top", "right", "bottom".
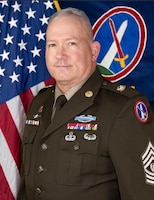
{"left": 53, "top": 61, "right": 71, "bottom": 67}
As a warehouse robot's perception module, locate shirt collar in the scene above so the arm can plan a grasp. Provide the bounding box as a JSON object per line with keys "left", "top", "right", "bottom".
{"left": 55, "top": 79, "right": 87, "bottom": 101}
{"left": 54, "top": 69, "right": 96, "bottom": 101}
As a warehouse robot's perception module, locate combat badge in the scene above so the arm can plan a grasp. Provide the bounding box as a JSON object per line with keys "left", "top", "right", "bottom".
{"left": 142, "top": 141, "right": 154, "bottom": 185}
{"left": 74, "top": 115, "right": 96, "bottom": 123}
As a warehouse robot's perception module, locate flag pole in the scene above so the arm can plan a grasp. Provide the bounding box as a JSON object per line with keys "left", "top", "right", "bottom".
{"left": 53, "top": 0, "right": 61, "bottom": 11}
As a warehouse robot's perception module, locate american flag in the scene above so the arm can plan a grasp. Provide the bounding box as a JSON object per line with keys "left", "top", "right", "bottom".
{"left": 0, "top": 1, "right": 56, "bottom": 199}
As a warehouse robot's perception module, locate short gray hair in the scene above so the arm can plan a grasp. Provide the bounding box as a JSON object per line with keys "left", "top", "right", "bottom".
{"left": 48, "top": 7, "right": 93, "bottom": 40}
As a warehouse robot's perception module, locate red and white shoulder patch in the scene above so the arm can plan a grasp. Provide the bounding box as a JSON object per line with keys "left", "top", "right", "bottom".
{"left": 134, "top": 101, "right": 148, "bottom": 123}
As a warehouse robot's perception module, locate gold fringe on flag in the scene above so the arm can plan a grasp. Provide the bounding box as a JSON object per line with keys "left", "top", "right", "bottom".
{"left": 53, "top": 0, "right": 61, "bottom": 11}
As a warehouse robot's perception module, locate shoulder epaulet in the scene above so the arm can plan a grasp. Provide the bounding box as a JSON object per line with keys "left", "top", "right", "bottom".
{"left": 38, "top": 85, "right": 54, "bottom": 94}
{"left": 102, "top": 80, "right": 140, "bottom": 98}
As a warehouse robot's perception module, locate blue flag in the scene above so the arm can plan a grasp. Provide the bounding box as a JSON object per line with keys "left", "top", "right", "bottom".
{"left": 61, "top": 1, "right": 154, "bottom": 111}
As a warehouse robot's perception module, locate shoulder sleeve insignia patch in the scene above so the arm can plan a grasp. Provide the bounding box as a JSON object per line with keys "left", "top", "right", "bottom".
{"left": 134, "top": 101, "right": 148, "bottom": 123}
{"left": 142, "top": 141, "right": 154, "bottom": 185}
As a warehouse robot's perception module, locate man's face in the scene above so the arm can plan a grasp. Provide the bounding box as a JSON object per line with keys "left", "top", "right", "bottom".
{"left": 45, "top": 15, "right": 100, "bottom": 88}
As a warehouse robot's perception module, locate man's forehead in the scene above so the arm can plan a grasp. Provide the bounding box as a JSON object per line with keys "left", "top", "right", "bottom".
{"left": 46, "top": 15, "right": 92, "bottom": 41}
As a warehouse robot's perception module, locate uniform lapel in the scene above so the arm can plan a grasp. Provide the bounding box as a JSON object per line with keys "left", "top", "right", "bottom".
{"left": 40, "top": 88, "right": 55, "bottom": 130}
{"left": 42, "top": 68, "right": 103, "bottom": 139}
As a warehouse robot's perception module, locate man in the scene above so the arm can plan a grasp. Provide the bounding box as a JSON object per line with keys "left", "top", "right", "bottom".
{"left": 18, "top": 7, "right": 154, "bottom": 200}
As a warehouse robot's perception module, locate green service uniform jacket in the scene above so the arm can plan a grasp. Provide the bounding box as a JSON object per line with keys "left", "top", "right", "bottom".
{"left": 18, "top": 68, "right": 154, "bottom": 200}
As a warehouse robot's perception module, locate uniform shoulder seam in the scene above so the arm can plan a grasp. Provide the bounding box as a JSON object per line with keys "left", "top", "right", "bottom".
{"left": 38, "top": 85, "right": 54, "bottom": 94}
{"left": 102, "top": 80, "right": 140, "bottom": 98}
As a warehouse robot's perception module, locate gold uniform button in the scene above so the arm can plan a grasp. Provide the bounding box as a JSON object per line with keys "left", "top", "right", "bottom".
{"left": 85, "top": 90, "right": 93, "bottom": 98}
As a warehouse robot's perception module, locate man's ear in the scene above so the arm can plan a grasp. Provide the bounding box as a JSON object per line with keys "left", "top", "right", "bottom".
{"left": 91, "top": 41, "right": 101, "bottom": 61}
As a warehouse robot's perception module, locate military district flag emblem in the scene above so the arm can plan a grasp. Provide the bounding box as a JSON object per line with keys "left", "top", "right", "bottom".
{"left": 142, "top": 141, "right": 154, "bottom": 185}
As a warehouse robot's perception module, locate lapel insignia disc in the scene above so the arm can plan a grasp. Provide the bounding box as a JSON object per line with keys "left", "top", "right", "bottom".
{"left": 85, "top": 91, "right": 93, "bottom": 98}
